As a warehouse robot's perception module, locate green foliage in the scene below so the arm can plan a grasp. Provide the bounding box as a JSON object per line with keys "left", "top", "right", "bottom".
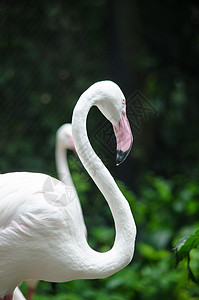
{"left": 174, "top": 230, "right": 199, "bottom": 284}
{"left": 118, "top": 175, "right": 199, "bottom": 299}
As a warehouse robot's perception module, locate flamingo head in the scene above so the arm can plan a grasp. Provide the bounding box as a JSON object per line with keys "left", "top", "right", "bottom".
{"left": 56, "top": 124, "right": 76, "bottom": 152}
{"left": 91, "top": 81, "right": 133, "bottom": 166}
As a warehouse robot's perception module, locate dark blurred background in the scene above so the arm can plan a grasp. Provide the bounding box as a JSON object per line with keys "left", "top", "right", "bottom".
{"left": 0, "top": 1, "right": 199, "bottom": 299}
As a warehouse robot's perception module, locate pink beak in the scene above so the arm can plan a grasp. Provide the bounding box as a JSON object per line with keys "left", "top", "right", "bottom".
{"left": 113, "top": 106, "right": 133, "bottom": 166}
{"left": 69, "top": 136, "right": 77, "bottom": 155}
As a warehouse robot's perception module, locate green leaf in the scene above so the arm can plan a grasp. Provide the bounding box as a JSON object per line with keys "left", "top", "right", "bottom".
{"left": 195, "top": 229, "right": 199, "bottom": 235}
{"left": 173, "top": 235, "right": 190, "bottom": 250}
{"left": 187, "top": 253, "right": 199, "bottom": 284}
{"left": 175, "top": 233, "right": 199, "bottom": 265}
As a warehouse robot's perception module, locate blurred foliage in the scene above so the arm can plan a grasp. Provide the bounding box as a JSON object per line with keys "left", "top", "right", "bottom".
{"left": 0, "top": 0, "right": 199, "bottom": 299}
{"left": 174, "top": 230, "right": 199, "bottom": 284}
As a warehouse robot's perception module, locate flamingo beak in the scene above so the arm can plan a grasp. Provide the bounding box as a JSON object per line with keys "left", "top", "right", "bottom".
{"left": 113, "top": 106, "right": 133, "bottom": 166}
{"left": 69, "top": 136, "right": 77, "bottom": 155}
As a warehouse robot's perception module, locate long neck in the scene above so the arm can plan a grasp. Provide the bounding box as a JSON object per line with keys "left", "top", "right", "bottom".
{"left": 72, "top": 93, "right": 136, "bottom": 279}
{"left": 55, "top": 135, "right": 87, "bottom": 237}
{"left": 55, "top": 141, "right": 74, "bottom": 188}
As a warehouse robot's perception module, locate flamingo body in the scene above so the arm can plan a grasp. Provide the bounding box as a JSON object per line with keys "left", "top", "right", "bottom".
{"left": 0, "top": 81, "right": 136, "bottom": 298}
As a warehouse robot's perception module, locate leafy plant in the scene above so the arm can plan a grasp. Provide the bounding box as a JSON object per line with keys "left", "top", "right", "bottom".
{"left": 174, "top": 230, "right": 199, "bottom": 284}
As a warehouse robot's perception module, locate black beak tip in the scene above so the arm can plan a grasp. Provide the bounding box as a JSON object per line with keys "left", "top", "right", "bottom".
{"left": 116, "top": 149, "right": 130, "bottom": 166}
{"left": 116, "top": 137, "right": 133, "bottom": 166}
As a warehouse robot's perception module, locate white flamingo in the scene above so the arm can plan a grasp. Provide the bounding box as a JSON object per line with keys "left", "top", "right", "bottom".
{"left": 25, "top": 124, "right": 86, "bottom": 300}
{"left": 0, "top": 80, "right": 136, "bottom": 300}
{"left": 55, "top": 123, "right": 87, "bottom": 237}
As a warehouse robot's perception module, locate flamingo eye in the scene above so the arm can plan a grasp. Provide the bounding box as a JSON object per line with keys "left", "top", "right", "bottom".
{"left": 122, "top": 99, "right": 125, "bottom": 105}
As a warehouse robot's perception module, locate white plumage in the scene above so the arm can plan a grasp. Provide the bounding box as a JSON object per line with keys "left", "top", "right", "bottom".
{"left": 25, "top": 123, "right": 86, "bottom": 300}
{"left": 55, "top": 123, "right": 87, "bottom": 237}
{"left": 0, "top": 81, "right": 136, "bottom": 299}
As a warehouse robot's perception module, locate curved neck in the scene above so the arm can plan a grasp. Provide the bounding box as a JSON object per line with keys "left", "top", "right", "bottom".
{"left": 55, "top": 142, "right": 74, "bottom": 188}
{"left": 72, "top": 92, "right": 136, "bottom": 279}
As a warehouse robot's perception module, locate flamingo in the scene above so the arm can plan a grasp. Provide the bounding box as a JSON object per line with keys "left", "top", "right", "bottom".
{"left": 0, "top": 80, "right": 136, "bottom": 300}
{"left": 55, "top": 123, "right": 87, "bottom": 237}
{"left": 25, "top": 124, "right": 86, "bottom": 300}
